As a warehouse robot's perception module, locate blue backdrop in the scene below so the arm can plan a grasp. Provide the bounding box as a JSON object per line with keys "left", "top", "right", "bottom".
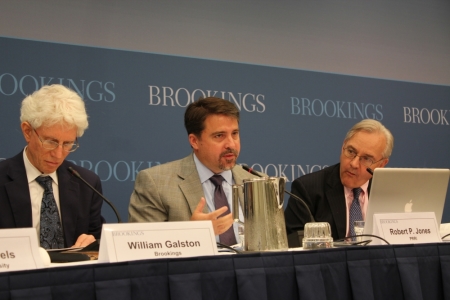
{"left": 1, "top": 37, "right": 449, "bottom": 223}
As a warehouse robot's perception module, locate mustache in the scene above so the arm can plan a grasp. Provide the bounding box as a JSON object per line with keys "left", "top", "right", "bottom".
{"left": 220, "top": 149, "right": 238, "bottom": 158}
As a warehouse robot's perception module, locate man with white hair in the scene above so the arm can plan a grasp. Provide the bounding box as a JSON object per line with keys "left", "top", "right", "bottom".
{"left": 0, "top": 84, "right": 104, "bottom": 249}
{"left": 285, "top": 119, "right": 394, "bottom": 241}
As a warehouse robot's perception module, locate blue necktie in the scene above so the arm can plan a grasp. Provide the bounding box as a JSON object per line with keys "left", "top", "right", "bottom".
{"left": 349, "top": 187, "right": 363, "bottom": 241}
{"left": 35, "top": 176, "right": 65, "bottom": 249}
{"left": 210, "top": 175, "right": 237, "bottom": 246}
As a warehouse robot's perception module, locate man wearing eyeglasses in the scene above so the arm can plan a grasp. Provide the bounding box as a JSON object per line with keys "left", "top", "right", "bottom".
{"left": 284, "top": 119, "right": 394, "bottom": 241}
{"left": 0, "top": 84, "right": 104, "bottom": 249}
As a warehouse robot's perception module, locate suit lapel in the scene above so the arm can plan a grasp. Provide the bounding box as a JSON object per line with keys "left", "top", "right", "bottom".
{"left": 178, "top": 155, "right": 207, "bottom": 214}
{"left": 325, "top": 165, "right": 347, "bottom": 239}
{"left": 57, "top": 162, "right": 79, "bottom": 247}
{"left": 5, "top": 152, "right": 33, "bottom": 227}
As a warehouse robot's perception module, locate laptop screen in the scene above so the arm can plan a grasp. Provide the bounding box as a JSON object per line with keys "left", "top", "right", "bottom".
{"left": 363, "top": 168, "right": 450, "bottom": 235}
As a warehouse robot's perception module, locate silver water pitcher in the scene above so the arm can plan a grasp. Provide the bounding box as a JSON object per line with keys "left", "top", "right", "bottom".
{"left": 233, "top": 177, "right": 289, "bottom": 251}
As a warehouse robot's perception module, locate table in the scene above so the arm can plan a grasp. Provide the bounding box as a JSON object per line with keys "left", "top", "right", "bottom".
{"left": 1, "top": 243, "right": 449, "bottom": 300}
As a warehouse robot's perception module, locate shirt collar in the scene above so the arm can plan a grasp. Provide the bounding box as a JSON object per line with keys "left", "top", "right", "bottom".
{"left": 344, "top": 180, "right": 369, "bottom": 199}
{"left": 23, "top": 147, "right": 58, "bottom": 185}
{"left": 193, "top": 153, "right": 232, "bottom": 185}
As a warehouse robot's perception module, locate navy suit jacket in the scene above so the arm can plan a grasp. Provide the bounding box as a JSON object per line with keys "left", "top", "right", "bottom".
{"left": 0, "top": 151, "right": 104, "bottom": 247}
{"left": 284, "top": 163, "right": 371, "bottom": 240}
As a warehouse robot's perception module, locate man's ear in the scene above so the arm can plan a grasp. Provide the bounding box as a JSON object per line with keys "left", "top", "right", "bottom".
{"left": 378, "top": 158, "right": 389, "bottom": 168}
{"left": 188, "top": 133, "right": 200, "bottom": 150}
{"left": 21, "top": 122, "right": 33, "bottom": 143}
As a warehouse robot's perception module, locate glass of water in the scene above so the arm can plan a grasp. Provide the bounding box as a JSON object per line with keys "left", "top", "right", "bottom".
{"left": 302, "top": 222, "right": 333, "bottom": 249}
{"left": 354, "top": 221, "right": 365, "bottom": 242}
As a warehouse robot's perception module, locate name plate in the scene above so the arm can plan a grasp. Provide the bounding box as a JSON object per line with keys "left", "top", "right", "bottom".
{"left": 98, "top": 221, "right": 218, "bottom": 263}
{"left": 0, "top": 228, "right": 44, "bottom": 272}
{"left": 372, "top": 212, "right": 441, "bottom": 245}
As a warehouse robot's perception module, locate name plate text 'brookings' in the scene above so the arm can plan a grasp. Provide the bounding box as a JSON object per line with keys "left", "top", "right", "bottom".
{"left": 98, "top": 222, "right": 217, "bottom": 262}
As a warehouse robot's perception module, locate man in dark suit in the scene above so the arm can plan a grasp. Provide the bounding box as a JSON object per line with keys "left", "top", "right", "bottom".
{"left": 284, "top": 119, "right": 394, "bottom": 241}
{"left": 0, "top": 84, "right": 104, "bottom": 249}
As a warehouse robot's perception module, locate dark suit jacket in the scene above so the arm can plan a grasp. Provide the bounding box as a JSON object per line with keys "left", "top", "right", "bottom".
{"left": 0, "top": 151, "right": 104, "bottom": 247}
{"left": 285, "top": 163, "right": 370, "bottom": 240}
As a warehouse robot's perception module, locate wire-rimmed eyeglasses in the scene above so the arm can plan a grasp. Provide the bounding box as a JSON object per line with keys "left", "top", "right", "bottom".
{"left": 342, "top": 147, "right": 384, "bottom": 167}
{"left": 33, "top": 127, "right": 79, "bottom": 152}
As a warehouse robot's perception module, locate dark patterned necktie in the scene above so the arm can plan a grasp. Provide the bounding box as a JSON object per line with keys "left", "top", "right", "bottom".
{"left": 35, "top": 176, "right": 65, "bottom": 249}
{"left": 210, "top": 175, "right": 237, "bottom": 246}
{"left": 349, "top": 187, "right": 363, "bottom": 241}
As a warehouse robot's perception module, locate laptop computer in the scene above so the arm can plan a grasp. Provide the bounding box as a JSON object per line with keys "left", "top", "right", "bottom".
{"left": 363, "top": 168, "right": 450, "bottom": 235}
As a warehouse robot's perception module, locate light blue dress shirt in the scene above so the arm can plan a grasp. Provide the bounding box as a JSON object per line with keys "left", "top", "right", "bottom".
{"left": 193, "top": 154, "right": 243, "bottom": 243}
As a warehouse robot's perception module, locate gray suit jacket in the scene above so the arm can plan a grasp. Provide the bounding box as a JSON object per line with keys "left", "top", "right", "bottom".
{"left": 128, "top": 154, "right": 261, "bottom": 222}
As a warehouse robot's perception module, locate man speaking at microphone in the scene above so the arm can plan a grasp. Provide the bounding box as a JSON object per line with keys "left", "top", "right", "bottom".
{"left": 0, "top": 84, "right": 104, "bottom": 249}
{"left": 128, "top": 97, "right": 262, "bottom": 245}
{"left": 284, "top": 119, "right": 394, "bottom": 240}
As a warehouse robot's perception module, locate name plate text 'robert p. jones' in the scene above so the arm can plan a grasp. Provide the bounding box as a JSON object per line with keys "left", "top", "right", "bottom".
{"left": 98, "top": 221, "right": 217, "bottom": 263}
{"left": 373, "top": 212, "right": 441, "bottom": 244}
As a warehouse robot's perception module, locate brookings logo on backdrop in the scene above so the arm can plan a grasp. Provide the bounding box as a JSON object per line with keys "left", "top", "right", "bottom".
{"left": 66, "top": 159, "right": 325, "bottom": 183}
{"left": 244, "top": 163, "right": 328, "bottom": 182}
{"left": 403, "top": 106, "right": 449, "bottom": 125}
{"left": 148, "top": 85, "right": 265, "bottom": 113}
{"left": 0, "top": 73, "right": 115, "bottom": 102}
{"left": 67, "top": 160, "right": 160, "bottom": 182}
{"left": 290, "top": 97, "right": 383, "bottom": 120}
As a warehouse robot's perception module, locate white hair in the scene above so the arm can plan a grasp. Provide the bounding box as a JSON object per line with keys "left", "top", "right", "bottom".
{"left": 344, "top": 119, "right": 394, "bottom": 158}
{"left": 20, "top": 84, "right": 88, "bottom": 137}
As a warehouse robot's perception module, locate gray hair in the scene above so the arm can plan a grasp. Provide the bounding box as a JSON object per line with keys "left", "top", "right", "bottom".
{"left": 20, "top": 84, "right": 88, "bottom": 137}
{"left": 344, "top": 119, "right": 394, "bottom": 158}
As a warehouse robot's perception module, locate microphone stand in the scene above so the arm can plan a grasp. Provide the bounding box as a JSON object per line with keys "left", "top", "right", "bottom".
{"left": 285, "top": 190, "right": 315, "bottom": 222}
{"left": 68, "top": 167, "right": 122, "bottom": 223}
{"left": 241, "top": 164, "right": 315, "bottom": 222}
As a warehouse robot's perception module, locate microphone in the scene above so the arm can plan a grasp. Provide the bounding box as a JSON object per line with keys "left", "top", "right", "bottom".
{"left": 68, "top": 167, "right": 122, "bottom": 223}
{"left": 366, "top": 168, "right": 374, "bottom": 175}
{"left": 285, "top": 191, "right": 315, "bottom": 222}
{"left": 241, "top": 164, "right": 314, "bottom": 222}
{"left": 241, "top": 164, "right": 261, "bottom": 177}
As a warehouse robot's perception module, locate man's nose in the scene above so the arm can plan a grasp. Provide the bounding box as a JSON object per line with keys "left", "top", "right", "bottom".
{"left": 349, "top": 155, "right": 361, "bottom": 168}
{"left": 50, "top": 144, "right": 64, "bottom": 158}
{"left": 224, "top": 135, "right": 237, "bottom": 148}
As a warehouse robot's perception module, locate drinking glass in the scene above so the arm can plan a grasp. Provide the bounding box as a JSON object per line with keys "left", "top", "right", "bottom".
{"left": 354, "top": 221, "right": 365, "bottom": 242}
{"left": 302, "top": 222, "right": 333, "bottom": 249}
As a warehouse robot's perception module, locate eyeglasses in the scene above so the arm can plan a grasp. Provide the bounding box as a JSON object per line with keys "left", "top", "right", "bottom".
{"left": 33, "top": 128, "right": 79, "bottom": 152}
{"left": 342, "top": 147, "right": 384, "bottom": 167}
